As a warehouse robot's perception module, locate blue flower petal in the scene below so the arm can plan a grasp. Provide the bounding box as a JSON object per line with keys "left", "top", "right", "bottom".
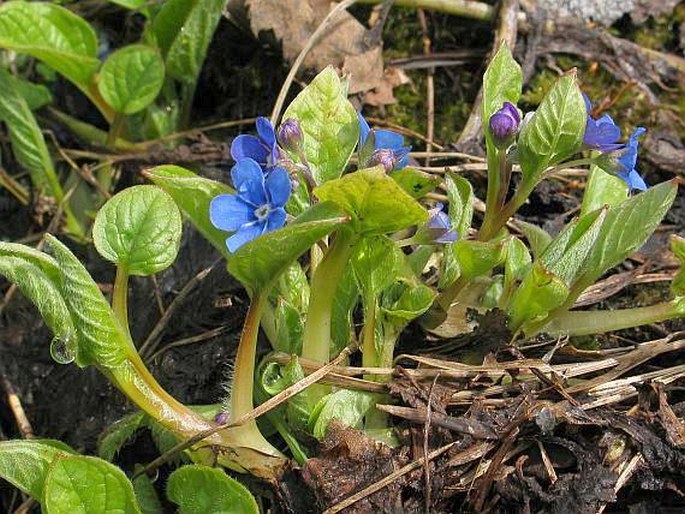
{"left": 231, "top": 135, "right": 269, "bottom": 164}
{"left": 231, "top": 158, "right": 264, "bottom": 190}
{"left": 374, "top": 129, "right": 405, "bottom": 151}
{"left": 265, "top": 167, "right": 292, "bottom": 207}
{"left": 584, "top": 114, "right": 621, "bottom": 149}
{"left": 624, "top": 169, "right": 648, "bottom": 192}
{"left": 210, "top": 194, "right": 255, "bottom": 232}
{"left": 265, "top": 207, "right": 287, "bottom": 232}
{"left": 256, "top": 117, "right": 276, "bottom": 149}
{"left": 357, "top": 112, "right": 371, "bottom": 146}
{"left": 226, "top": 221, "right": 264, "bottom": 253}
{"left": 617, "top": 127, "right": 646, "bottom": 173}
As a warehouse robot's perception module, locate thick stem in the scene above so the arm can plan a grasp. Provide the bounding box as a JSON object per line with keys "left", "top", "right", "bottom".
{"left": 358, "top": 0, "right": 495, "bottom": 20}
{"left": 540, "top": 300, "right": 685, "bottom": 337}
{"left": 106, "top": 113, "right": 125, "bottom": 149}
{"left": 112, "top": 266, "right": 131, "bottom": 341}
{"left": 361, "top": 297, "right": 378, "bottom": 371}
{"left": 232, "top": 294, "right": 267, "bottom": 418}
{"left": 301, "top": 230, "right": 357, "bottom": 364}
{"left": 480, "top": 148, "right": 505, "bottom": 240}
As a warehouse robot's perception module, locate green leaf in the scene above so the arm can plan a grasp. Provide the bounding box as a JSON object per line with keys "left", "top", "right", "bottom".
{"left": 93, "top": 186, "right": 182, "bottom": 276}
{"left": 228, "top": 201, "right": 348, "bottom": 291}
{"left": 309, "top": 390, "right": 374, "bottom": 440}
{"left": 482, "top": 43, "right": 522, "bottom": 172}
{"left": 671, "top": 235, "right": 685, "bottom": 296}
{"left": 503, "top": 237, "right": 531, "bottom": 290}
{"left": 283, "top": 66, "right": 359, "bottom": 184}
{"left": 43, "top": 454, "right": 142, "bottom": 514}
{"left": 540, "top": 208, "right": 607, "bottom": 286}
{"left": 109, "top": 0, "right": 148, "bottom": 9}
{"left": 98, "top": 45, "right": 165, "bottom": 114}
{"left": 512, "top": 220, "right": 552, "bottom": 258}
{"left": 97, "top": 412, "right": 146, "bottom": 461}
{"left": 390, "top": 167, "right": 441, "bottom": 199}
{"left": 330, "top": 264, "right": 359, "bottom": 355}
{"left": 167, "top": 465, "right": 259, "bottom": 514}
{"left": 440, "top": 173, "right": 475, "bottom": 288}
{"left": 448, "top": 240, "right": 507, "bottom": 281}
{"left": 314, "top": 166, "right": 428, "bottom": 235}
{"left": 45, "top": 235, "right": 134, "bottom": 368}
{"left": 0, "top": 69, "right": 59, "bottom": 194}
{"left": 517, "top": 73, "right": 586, "bottom": 184}
{"left": 0, "top": 243, "right": 74, "bottom": 341}
{"left": 132, "top": 471, "right": 163, "bottom": 514}
{"left": 2, "top": 72, "right": 53, "bottom": 110}
{"left": 153, "top": 0, "right": 225, "bottom": 83}
{"left": 274, "top": 299, "right": 304, "bottom": 354}
{"left": 275, "top": 263, "right": 309, "bottom": 313}
{"left": 0, "top": 2, "right": 100, "bottom": 94}
{"left": 507, "top": 263, "right": 569, "bottom": 330}
{"left": 576, "top": 181, "right": 678, "bottom": 289}
{"left": 143, "top": 165, "right": 233, "bottom": 259}
{"left": 580, "top": 164, "right": 628, "bottom": 217}
{"left": 381, "top": 281, "right": 435, "bottom": 321}
{"left": 351, "top": 236, "right": 402, "bottom": 301}
{"left": 0, "top": 439, "right": 75, "bottom": 499}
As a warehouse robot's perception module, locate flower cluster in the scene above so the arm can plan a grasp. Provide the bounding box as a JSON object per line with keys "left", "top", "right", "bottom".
{"left": 583, "top": 95, "right": 648, "bottom": 192}
{"left": 211, "top": 117, "right": 293, "bottom": 252}
{"left": 358, "top": 113, "right": 411, "bottom": 172}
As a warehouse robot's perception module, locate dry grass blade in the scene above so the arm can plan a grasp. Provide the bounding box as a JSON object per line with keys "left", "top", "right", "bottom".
{"left": 377, "top": 404, "right": 498, "bottom": 439}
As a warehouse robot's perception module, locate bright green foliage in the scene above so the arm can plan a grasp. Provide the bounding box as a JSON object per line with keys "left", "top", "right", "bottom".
{"left": 0, "top": 244, "right": 74, "bottom": 342}
{"left": 143, "top": 165, "right": 234, "bottom": 259}
{"left": 580, "top": 165, "right": 629, "bottom": 216}
{"left": 352, "top": 236, "right": 402, "bottom": 302}
{"left": 482, "top": 43, "right": 522, "bottom": 161}
{"left": 576, "top": 181, "right": 677, "bottom": 289}
{"left": 43, "top": 455, "right": 141, "bottom": 514}
{"left": 93, "top": 186, "right": 182, "bottom": 276}
{"left": 507, "top": 263, "right": 569, "bottom": 330}
{"left": 517, "top": 73, "right": 586, "bottom": 183}
{"left": 448, "top": 240, "right": 506, "bottom": 281}
{"left": 309, "top": 390, "right": 375, "bottom": 439}
{"left": 167, "top": 465, "right": 259, "bottom": 514}
{"left": 46, "top": 235, "right": 134, "bottom": 368}
{"left": 0, "top": 2, "right": 99, "bottom": 95}
{"left": 153, "top": 0, "right": 226, "bottom": 83}
{"left": 98, "top": 45, "right": 165, "bottom": 114}
{"left": 283, "top": 66, "right": 359, "bottom": 184}
{"left": 390, "top": 167, "right": 441, "bottom": 199}
{"left": 132, "top": 472, "right": 163, "bottom": 514}
{"left": 314, "top": 166, "right": 428, "bottom": 235}
{"left": 97, "top": 412, "right": 146, "bottom": 461}
{"left": 228, "top": 201, "right": 348, "bottom": 291}
{"left": 440, "top": 173, "right": 474, "bottom": 288}
{"left": 0, "top": 439, "right": 75, "bottom": 499}
{"left": 671, "top": 235, "right": 685, "bottom": 296}
{"left": 512, "top": 220, "right": 552, "bottom": 258}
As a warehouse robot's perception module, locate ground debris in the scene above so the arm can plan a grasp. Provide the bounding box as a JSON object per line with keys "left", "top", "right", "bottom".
{"left": 301, "top": 422, "right": 407, "bottom": 513}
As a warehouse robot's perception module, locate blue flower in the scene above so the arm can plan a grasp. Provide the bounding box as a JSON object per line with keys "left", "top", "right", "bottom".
{"left": 583, "top": 94, "right": 622, "bottom": 152}
{"left": 210, "top": 158, "right": 291, "bottom": 252}
{"left": 597, "top": 127, "right": 648, "bottom": 192}
{"left": 230, "top": 117, "right": 280, "bottom": 168}
{"left": 414, "top": 204, "right": 458, "bottom": 244}
{"left": 358, "top": 112, "right": 411, "bottom": 170}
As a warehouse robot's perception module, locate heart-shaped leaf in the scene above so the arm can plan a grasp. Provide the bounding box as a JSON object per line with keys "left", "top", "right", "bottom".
{"left": 98, "top": 45, "right": 165, "bottom": 114}
{"left": 314, "top": 166, "right": 428, "bottom": 235}
{"left": 0, "top": 2, "right": 100, "bottom": 95}
{"left": 93, "top": 185, "right": 182, "bottom": 276}
{"left": 43, "top": 454, "right": 142, "bottom": 514}
{"left": 283, "top": 66, "right": 359, "bottom": 184}
{"left": 167, "top": 465, "right": 258, "bottom": 514}
{"left": 0, "top": 439, "right": 75, "bottom": 500}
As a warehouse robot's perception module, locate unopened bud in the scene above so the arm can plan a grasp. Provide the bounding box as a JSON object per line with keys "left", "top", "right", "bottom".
{"left": 277, "top": 118, "right": 304, "bottom": 154}
{"left": 489, "top": 102, "right": 520, "bottom": 148}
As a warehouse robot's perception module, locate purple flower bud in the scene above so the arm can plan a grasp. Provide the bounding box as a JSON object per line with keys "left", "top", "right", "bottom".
{"left": 368, "top": 147, "right": 411, "bottom": 172}
{"left": 489, "top": 102, "right": 521, "bottom": 148}
{"left": 214, "top": 412, "right": 230, "bottom": 424}
{"left": 277, "top": 118, "right": 303, "bottom": 154}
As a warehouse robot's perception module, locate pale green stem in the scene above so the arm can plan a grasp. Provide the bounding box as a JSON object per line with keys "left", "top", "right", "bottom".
{"left": 358, "top": 0, "right": 495, "bottom": 20}
{"left": 301, "top": 230, "right": 357, "bottom": 364}
{"left": 540, "top": 300, "right": 685, "bottom": 337}
{"left": 480, "top": 148, "right": 507, "bottom": 240}
{"left": 112, "top": 265, "right": 132, "bottom": 342}
{"left": 106, "top": 113, "right": 125, "bottom": 149}
{"left": 361, "top": 297, "right": 378, "bottom": 372}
